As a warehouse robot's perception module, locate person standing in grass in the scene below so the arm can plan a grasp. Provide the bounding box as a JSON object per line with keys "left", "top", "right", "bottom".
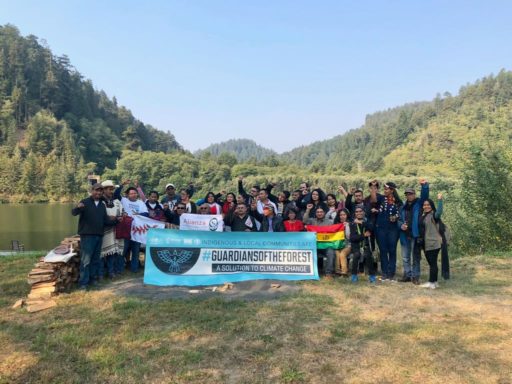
{"left": 419, "top": 193, "right": 444, "bottom": 289}
{"left": 114, "top": 181, "right": 149, "bottom": 273}
{"left": 398, "top": 179, "right": 429, "bottom": 285}
{"left": 100, "top": 180, "right": 124, "bottom": 279}
{"left": 72, "top": 183, "right": 119, "bottom": 290}
{"left": 372, "top": 181, "right": 402, "bottom": 281}
{"left": 349, "top": 207, "right": 376, "bottom": 283}
{"left": 334, "top": 208, "right": 351, "bottom": 277}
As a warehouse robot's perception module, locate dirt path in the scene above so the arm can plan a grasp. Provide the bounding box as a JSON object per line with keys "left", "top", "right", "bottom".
{"left": 104, "top": 276, "right": 301, "bottom": 300}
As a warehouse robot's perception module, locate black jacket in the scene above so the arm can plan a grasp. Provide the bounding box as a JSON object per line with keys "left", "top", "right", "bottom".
{"left": 348, "top": 220, "right": 372, "bottom": 251}
{"left": 71, "top": 197, "right": 116, "bottom": 236}
{"left": 259, "top": 215, "right": 286, "bottom": 232}
{"left": 224, "top": 210, "right": 257, "bottom": 232}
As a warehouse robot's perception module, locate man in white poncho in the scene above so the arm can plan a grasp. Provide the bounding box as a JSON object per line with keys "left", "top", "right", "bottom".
{"left": 99, "top": 180, "right": 124, "bottom": 278}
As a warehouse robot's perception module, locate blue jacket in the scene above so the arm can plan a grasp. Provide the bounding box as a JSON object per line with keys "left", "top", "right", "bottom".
{"left": 375, "top": 194, "right": 402, "bottom": 231}
{"left": 398, "top": 183, "right": 429, "bottom": 244}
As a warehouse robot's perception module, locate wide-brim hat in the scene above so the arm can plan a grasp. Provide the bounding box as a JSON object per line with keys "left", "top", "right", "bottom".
{"left": 101, "top": 180, "right": 115, "bottom": 188}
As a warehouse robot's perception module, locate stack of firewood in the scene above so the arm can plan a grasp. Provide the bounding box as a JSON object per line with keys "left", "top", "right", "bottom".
{"left": 24, "top": 236, "right": 81, "bottom": 313}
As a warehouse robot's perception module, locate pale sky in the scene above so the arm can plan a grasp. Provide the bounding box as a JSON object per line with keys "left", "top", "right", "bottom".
{"left": 2, "top": 0, "right": 511, "bottom": 152}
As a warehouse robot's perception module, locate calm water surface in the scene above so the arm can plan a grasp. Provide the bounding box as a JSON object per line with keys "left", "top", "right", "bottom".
{"left": 0, "top": 203, "right": 78, "bottom": 251}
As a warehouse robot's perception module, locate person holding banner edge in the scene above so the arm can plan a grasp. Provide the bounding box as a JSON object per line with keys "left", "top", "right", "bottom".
{"left": 304, "top": 205, "right": 336, "bottom": 278}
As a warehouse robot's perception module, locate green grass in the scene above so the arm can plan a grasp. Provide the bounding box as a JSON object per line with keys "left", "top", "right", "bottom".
{"left": 0, "top": 252, "right": 511, "bottom": 383}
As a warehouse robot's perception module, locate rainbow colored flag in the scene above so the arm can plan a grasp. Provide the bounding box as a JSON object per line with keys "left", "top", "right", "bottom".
{"left": 306, "top": 223, "right": 345, "bottom": 249}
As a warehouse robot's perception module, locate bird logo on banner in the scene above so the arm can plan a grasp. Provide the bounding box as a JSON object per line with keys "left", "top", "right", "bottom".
{"left": 156, "top": 249, "right": 194, "bottom": 273}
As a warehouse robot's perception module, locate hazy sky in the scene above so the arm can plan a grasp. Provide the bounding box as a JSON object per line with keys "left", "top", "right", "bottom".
{"left": 1, "top": 1, "right": 511, "bottom": 153}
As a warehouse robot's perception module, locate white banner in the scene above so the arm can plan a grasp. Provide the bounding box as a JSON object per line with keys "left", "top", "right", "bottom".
{"left": 131, "top": 215, "right": 166, "bottom": 244}
{"left": 180, "top": 213, "right": 224, "bottom": 232}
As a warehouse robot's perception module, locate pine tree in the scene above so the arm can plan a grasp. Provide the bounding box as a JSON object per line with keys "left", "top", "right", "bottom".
{"left": 19, "top": 151, "right": 39, "bottom": 194}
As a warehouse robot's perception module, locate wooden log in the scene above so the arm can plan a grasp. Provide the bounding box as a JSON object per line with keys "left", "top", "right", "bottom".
{"left": 29, "top": 285, "right": 57, "bottom": 293}
{"left": 26, "top": 300, "right": 57, "bottom": 313}
{"left": 28, "top": 276, "right": 57, "bottom": 285}
{"left": 28, "top": 270, "right": 55, "bottom": 277}
{"left": 28, "top": 291, "right": 55, "bottom": 300}
{"left": 34, "top": 263, "right": 58, "bottom": 270}
{"left": 12, "top": 299, "right": 24, "bottom": 309}
{"left": 30, "top": 281, "right": 57, "bottom": 289}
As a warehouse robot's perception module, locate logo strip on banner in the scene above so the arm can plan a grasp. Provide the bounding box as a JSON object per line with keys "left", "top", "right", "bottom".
{"left": 143, "top": 229, "right": 319, "bottom": 286}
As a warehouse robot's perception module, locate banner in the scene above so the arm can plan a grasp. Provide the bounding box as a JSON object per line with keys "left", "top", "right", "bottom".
{"left": 144, "top": 229, "right": 319, "bottom": 286}
{"left": 180, "top": 213, "right": 224, "bottom": 232}
{"left": 131, "top": 215, "right": 166, "bottom": 244}
{"left": 306, "top": 223, "right": 345, "bottom": 249}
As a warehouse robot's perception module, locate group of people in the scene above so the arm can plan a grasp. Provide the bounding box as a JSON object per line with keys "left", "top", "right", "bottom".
{"left": 72, "top": 176, "right": 449, "bottom": 290}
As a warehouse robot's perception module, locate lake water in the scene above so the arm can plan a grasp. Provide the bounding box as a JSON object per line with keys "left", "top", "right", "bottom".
{"left": 0, "top": 203, "right": 78, "bottom": 251}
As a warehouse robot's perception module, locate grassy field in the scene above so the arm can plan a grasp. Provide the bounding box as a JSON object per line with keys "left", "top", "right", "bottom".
{"left": 1, "top": 252, "right": 511, "bottom": 384}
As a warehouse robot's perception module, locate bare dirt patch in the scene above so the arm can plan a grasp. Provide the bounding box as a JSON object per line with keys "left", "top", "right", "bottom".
{"left": 104, "top": 277, "right": 301, "bottom": 301}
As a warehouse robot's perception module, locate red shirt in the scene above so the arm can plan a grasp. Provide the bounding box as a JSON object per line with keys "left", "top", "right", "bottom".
{"left": 284, "top": 220, "right": 305, "bottom": 232}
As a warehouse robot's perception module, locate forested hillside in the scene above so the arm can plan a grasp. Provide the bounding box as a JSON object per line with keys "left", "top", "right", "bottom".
{"left": 0, "top": 24, "right": 181, "bottom": 200}
{"left": 2, "top": 23, "right": 511, "bottom": 214}
{"left": 281, "top": 71, "right": 512, "bottom": 176}
{"left": 195, "top": 139, "right": 278, "bottom": 162}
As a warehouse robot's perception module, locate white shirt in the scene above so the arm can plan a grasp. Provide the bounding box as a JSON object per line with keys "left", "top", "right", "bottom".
{"left": 121, "top": 197, "right": 148, "bottom": 217}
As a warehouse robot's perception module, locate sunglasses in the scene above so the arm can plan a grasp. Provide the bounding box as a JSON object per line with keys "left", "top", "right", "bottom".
{"left": 200, "top": 207, "right": 209, "bottom": 210}
{"left": 176, "top": 206, "right": 186, "bottom": 210}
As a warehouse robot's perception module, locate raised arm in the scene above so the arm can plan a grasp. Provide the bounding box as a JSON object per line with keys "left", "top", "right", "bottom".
{"left": 302, "top": 204, "right": 313, "bottom": 224}
{"left": 435, "top": 193, "right": 443, "bottom": 220}
{"left": 186, "top": 182, "right": 195, "bottom": 199}
{"left": 134, "top": 180, "right": 147, "bottom": 202}
{"left": 238, "top": 176, "right": 249, "bottom": 199}
{"left": 266, "top": 183, "right": 278, "bottom": 204}
{"left": 114, "top": 179, "right": 129, "bottom": 201}
{"left": 419, "top": 178, "right": 429, "bottom": 204}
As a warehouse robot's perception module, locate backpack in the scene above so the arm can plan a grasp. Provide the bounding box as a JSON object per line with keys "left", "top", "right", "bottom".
{"left": 438, "top": 219, "right": 451, "bottom": 245}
